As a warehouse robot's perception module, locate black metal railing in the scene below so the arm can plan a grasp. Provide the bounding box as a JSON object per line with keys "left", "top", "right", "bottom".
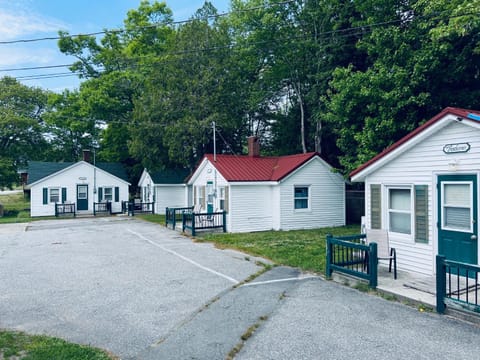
{"left": 123, "top": 201, "right": 154, "bottom": 216}
{"left": 55, "top": 203, "right": 76, "bottom": 217}
{"left": 121, "top": 200, "right": 129, "bottom": 214}
{"left": 93, "top": 202, "right": 112, "bottom": 216}
{"left": 326, "top": 234, "right": 378, "bottom": 288}
{"left": 166, "top": 206, "right": 194, "bottom": 229}
{"left": 436, "top": 255, "right": 480, "bottom": 314}
{"left": 182, "top": 210, "right": 226, "bottom": 236}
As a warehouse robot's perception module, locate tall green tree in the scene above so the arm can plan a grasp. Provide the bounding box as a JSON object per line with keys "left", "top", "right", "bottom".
{"left": 131, "top": 2, "right": 248, "bottom": 170}
{"left": 57, "top": 0, "right": 174, "bottom": 181}
{"left": 43, "top": 90, "right": 99, "bottom": 162}
{"left": 324, "top": 0, "right": 480, "bottom": 174}
{"left": 228, "top": 0, "right": 365, "bottom": 164}
{"left": 0, "top": 77, "right": 49, "bottom": 188}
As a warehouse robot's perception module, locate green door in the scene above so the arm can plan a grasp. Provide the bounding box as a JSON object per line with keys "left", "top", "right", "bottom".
{"left": 438, "top": 174, "right": 477, "bottom": 265}
{"left": 77, "top": 185, "right": 88, "bottom": 211}
{"left": 206, "top": 181, "right": 214, "bottom": 214}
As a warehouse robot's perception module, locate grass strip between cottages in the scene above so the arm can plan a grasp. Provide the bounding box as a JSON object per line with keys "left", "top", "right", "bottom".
{"left": 198, "top": 224, "right": 360, "bottom": 274}
{"left": 137, "top": 213, "right": 360, "bottom": 275}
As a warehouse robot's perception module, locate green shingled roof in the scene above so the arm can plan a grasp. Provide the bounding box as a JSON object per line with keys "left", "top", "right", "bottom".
{"left": 27, "top": 161, "right": 129, "bottom": 185}
{"left": 27, "top": 161, "right": 74, "bottom": 185}
{"left": 149, "top": 168, "right": 190, "bottom": 184}
{"left": 96, "top": 162, "right": 129, "bottom": 182}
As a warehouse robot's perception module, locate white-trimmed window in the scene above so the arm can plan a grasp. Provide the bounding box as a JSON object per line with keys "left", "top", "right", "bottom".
{"left": 219, "top": 186, "right": 225, "bottom": 210}
{"left": 294, "top": 186, "right": 310, "bottom": 210}
{"left": 49, "top": 188, "right": 60, "bottom": 203}
{"left": 103, "top": 187, "right": 113, "bottom": 201}
{"left": 218, "top": 186, "right": 229, "bottom": 211}
{"left": 442, "top": 182, "right": 472, "bottom": 232}
{"left": 388, "top": 187, "right": 412, "bottom": 234}
{"left": 98, "top": 187, "right": 113, "bottom": 202}
{"left": 194, "top": 185, "right": 206, "bottom": 208}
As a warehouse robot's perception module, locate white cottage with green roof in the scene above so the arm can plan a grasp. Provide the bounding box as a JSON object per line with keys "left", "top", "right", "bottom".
{"left": 26, "top": 152, "right": 130, "bottom": 217}
{"left": 138, "top": 168, "right": 190, "bottom": 215}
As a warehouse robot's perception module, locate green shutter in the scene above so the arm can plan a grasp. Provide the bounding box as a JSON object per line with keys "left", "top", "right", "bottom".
{"left": 415, "top": 185, "right": 428, "bottom": 244}
{"left": 43, "top": 188, "right": 48, "bottom": 204}
{"left": 115, "top": 187, "right": 119, "bottom": 202}
{"left": 62, "top": 188, "right": 67, "bottom": 203}
{"left": 98, "top": 188, "right": 103, "bottom": 202}
{"left": 370, "top": 184, "right": 381, "bottom": 229}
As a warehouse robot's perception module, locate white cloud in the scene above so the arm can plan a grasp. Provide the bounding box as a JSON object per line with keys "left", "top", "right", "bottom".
{"left": 0, "top": 3, "right": 67, "bottom": 40}
{"left": 0, "top": 46, "right": 57, "bottom": 66}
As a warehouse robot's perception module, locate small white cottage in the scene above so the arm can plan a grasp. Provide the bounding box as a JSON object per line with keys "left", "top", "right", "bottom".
{"left": 26, "top": 151, "right": 130, "bottom": 217}
{"left": 187, "top": 136, "right": 345, "bottom": 233}
{"left": 351, "top": 107, "right": 480, "bottom": 276}
{"left": 138, "top": 168, "right": 190, "bottom": 214}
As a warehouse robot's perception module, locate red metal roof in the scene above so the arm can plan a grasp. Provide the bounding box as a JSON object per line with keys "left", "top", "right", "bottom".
{"left": 350, "top": 107, "right": 480, "bottom": 179}
{"left": 204, "top": 152, "right": 319, "bottom": 182}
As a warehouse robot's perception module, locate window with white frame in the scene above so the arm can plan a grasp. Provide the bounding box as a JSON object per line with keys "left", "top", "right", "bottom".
{"left": 442, "top": 182, "right": 472, "bottom": 231}
{"left": 194, "top": 185, "right": 206, "bottom": 208}
{"left": 294, "top": 186, "right": 309, "bottom": 210}
{"left": 388, "top": 187, "right": 412, "bottom": 234}
{"left": 49, "top": 188, "right": 60, "bottom": 203}
{"left": 102, "top": 187, "right": 113, "bottom": 201}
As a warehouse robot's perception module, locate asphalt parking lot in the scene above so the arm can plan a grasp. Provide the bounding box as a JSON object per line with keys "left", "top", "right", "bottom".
{"left": 1, "top": 217, "right": 480, "bottom": 360}
{"left": 0, "top": 217, "right": 265, "bottom": 358}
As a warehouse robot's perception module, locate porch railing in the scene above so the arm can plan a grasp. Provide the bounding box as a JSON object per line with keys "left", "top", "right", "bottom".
{"left": 326, "top": 234, "right": 378, "bottom": 289}
{"left": 121, "top": 201, "right": 155, "bottom": 216}
{"left": 166, "top": 206, "right": 194, "bottom": 229}
{"left": 93, "top": 202, "right": 112, "bottom": 216}
{"left": 436, "top": 255, "right": 480, "bottom": 314}
{"left": 182, "top": 210, "right": 226, "bottom": 236}
{"left": 121, "top": 200, "right": 129, "bottom": 214}
{"left": 55, "top": 203, "right": 76, "bottom": 217}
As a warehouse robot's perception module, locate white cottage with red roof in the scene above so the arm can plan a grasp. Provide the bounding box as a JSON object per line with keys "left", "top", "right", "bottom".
{"left": 187, "top": 137, "right": 345, "bottom": 233}
{"left": 351, "top": 107, "right": 480, "bottom": 276}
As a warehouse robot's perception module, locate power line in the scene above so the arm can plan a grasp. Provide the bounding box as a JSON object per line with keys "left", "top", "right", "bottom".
{"left": 0, "top": 64, "right": 74, "bottom": 72}
{"left": 3, "top": 9, "right": 479, "bottom": 81}
{"left": 0, "top": 0, "right": 297, "bottom": 45}
{"left": 16, "top": 73, "right": 79, "bottom": 81}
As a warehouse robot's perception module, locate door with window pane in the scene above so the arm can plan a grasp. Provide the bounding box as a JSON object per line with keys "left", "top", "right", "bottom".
{"left": 438, "top": 175, "right": 477, "bottom": 266}
{"left": 77, "top": 185, "right": 88, "bottom": 211}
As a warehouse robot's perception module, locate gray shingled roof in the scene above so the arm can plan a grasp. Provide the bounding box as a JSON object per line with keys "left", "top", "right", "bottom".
{"left": 27, "top": 161, "right": 129, "bottom": 185}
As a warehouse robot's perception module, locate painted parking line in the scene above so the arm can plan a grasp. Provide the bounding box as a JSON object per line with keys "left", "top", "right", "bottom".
{"left": 241, "top": 275, "right": 320, "bottom": 287}
{"left": 127, "top": 229, "right": 239, "bottom": 284}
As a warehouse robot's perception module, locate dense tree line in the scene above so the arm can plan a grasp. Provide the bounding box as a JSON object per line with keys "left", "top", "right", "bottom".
{"left": 1, "top": 0, "right": 479, "bottom": 189}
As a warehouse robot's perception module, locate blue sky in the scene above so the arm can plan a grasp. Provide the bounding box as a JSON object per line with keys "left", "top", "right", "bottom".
{"left": 0, "top": 0, "right": 230, "bottom": 92}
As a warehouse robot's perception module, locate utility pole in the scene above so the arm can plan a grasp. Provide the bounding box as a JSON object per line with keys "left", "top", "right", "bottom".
{"left": 212, "top": 121, "right": 216, "bottom": 162}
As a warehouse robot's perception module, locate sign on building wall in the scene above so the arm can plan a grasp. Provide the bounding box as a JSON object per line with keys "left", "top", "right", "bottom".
{"left": 443, "top": 143, "right": 470, "bottom": 154}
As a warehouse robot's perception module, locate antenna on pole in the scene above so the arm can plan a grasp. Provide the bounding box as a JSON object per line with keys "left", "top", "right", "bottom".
{"left": 212, "top": 121, "right": 216, "bottom": 162}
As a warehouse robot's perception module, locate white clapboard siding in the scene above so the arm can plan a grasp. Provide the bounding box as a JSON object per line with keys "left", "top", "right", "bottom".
{"left": 279, "top": 157, "right": 345, "bottom": 230}
{"left": 365, "top": 121, "right": 480, "bottom": 275}
{"left": 155, "top": 185, "right": 187, "bottom": 213}
{"left": 229, "top": 185, "right": 275, "bottom": 233}
{"left": 30, "top": 162, "right": 129, "bottom": 217}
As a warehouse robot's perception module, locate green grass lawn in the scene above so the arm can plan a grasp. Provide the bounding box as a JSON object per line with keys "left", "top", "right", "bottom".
{"left": 136, "top": 214, "right": 360, "bottom": 275}
{"left": 0, "top": 192, "right": 31, "bottom": 224}
{"left": 136, "top": 213, "right": 166, "bottom": 225}
{"left": 0, "top": 329, "right": 115, "bottom": 360}
{"left": 199, "top": 224, "right": 360, "bottom": 275}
